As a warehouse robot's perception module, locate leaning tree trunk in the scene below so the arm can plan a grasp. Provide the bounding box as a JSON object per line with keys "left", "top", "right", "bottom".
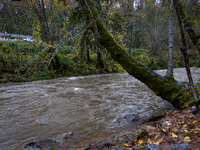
{"left": 174, "top": 0, "right": 200, "bottom": 55}
{"left": 173, "top": 0, "right": 197, "bottom": 101}
{"left": 78, "top": 0, "right": 198, "bottom": 109}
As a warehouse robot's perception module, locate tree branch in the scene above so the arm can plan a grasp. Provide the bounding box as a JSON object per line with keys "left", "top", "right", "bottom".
{"left": 80, "top": 0, "right": 100, "bottom": 39}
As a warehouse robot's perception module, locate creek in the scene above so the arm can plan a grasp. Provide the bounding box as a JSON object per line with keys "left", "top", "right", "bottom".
{"left": 0, "top": 68, "right": 199, "bottom": 149}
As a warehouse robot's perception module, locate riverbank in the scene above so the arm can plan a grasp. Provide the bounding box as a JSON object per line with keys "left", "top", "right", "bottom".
{"left": 77, "top": 107, "right": 200, "bottom": 150}
{"left": 24, "top": 107, "right": 200, "bottom": 150}
{"left": 0, "top": 40, "right": 126, "bottom": 83}
{"left": 1, "top": 40, "right": 200, "bottom": 84}
{"left": 0, "top": 60, "right": 125, "bottom": 83}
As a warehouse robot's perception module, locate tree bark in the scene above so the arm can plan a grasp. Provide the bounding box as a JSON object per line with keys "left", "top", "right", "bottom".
{"left": 97, "top": 50, "right": 104, "bottom": 69}
{"left": 78, "top": 0, "right": 196, "bottom": 109}
{"left": 166, "top": 0, "right": 174, "bottom": 77}
{"left": 174, "top": 0, "right": 200, "bottom": 55}
{"left": 86, "top": 37, "right": 91, "bottom": 64}
{"left": 128, "top": 22, "right": 133, "bottom": 55}
{"left": 173, "top": 0, "right": 197, "bottom": 100}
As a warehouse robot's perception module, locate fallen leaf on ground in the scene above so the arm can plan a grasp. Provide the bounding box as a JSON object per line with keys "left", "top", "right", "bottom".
{"left": 146, "top": 125, "right": 156, "bottom": 130}
{"left": 123, "top": 143, "right": 131, "bottom": 147}
{"left": 184, "top": 136, "right": 192, "bottom": 142}
{"left": 147, "top": 138, "right": 152, "bottom": 143}
{"left": 196, "top": 127, "right": 200, "bottom": 131}
{"left": 165, "top": 121, "right": 171, "bottom": 126}
{"left": 154, "top": 138, "right": 163, "bottom": 145}
{"left": 154, "top": 135, "right": 158, "bottom": 140}
{"left": 172, "top": 132, "right": 177, "bottom": 138}
{"left": 173, "top": 128, "right": 178, "bottom": 132}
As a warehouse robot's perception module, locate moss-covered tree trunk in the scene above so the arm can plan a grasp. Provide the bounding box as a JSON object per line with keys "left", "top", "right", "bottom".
{"left": 78, "top": 0, "right": 198, "bottom": 109}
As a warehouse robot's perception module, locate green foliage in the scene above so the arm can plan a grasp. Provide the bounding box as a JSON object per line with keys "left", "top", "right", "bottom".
{"left": 0, "top": 41, "right": 124, "bottom": 83}
{"left": 50, "top": 138, "right": 56, "bottom": 150}
{"left": 0, "top": 0, "right": 199, "bottom": 85}
{"left": 3, "top": 41, "right": 199, "bottom": 83}
{"left": 195, "top": 96, "right": 200, "bottom": 103}
{"left": 160, "top": 109, "right": 173, "bottom": 115}
{"left": 129, "top": 48, "right": 200, "bottom": 70}
{"left": 131, "top": 48, "right": 167, "bottom": 70}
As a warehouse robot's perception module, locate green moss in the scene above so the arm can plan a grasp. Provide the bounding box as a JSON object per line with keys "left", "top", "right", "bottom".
{"left": 165, "top": 74, "right": 175, "bottom": 82}
{"left": 3, "top": 77, "right": 9, "bottom": 83}
{"left": 81, "top": 0, "right": 195, "bottom": 109}
{"left": 182, "top": 99, "right": 195, "bottom": 109}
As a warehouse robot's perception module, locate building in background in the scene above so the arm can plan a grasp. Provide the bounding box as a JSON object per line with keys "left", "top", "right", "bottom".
{"left": 0, "top": 32, "right": 34, "bottom": 41}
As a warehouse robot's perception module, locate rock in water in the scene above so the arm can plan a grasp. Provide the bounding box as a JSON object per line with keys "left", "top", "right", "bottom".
{"left": 144, "top": 143, "right": 160, "bottom": 150}
{"left": 107, "top": 148, "right": 133, "bottom": 150}
{"left": 144, "top": 143, "right": 191, "bottom": 150}
{"left": 53, "top": 131, "right": 74, "bottom": 143}
{"left": 117, "top": 114, "right": 141, "bottom": 125}
{"left": 123, "top": 114, "right": 141, "bottom": 122}
{"left": 24, "top": 132, "right": 74, "bottom": 150}
{"left": 24, "top": 140, "right": 53, "bottom": 150}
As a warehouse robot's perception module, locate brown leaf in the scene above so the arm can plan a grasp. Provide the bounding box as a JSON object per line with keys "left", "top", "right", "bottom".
{"left": 154, "top": 138, "right": 163, "bottom": 145}
{"left": 146, "top": 125, "right": 156, "bottom": 130}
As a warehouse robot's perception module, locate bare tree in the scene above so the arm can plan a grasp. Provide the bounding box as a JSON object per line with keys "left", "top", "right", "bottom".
{"left": 166, "top": 0, "right": 174, "bottom": 77}
{"left": 173, "top": 0, "right": 197, "bottom": 100}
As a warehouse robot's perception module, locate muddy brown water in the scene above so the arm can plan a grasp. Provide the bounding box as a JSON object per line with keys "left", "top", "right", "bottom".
{"left": 0, "top": 68, "right": 200, "bottom": 149}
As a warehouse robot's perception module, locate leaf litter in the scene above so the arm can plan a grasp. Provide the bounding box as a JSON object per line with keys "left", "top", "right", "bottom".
{"left": 79, "top": 107, "right": 200, "bottom": 150}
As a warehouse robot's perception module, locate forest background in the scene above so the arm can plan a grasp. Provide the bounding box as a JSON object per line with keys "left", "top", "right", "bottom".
{"left": 0, "top": 0, "right": 200, "bottom": 83}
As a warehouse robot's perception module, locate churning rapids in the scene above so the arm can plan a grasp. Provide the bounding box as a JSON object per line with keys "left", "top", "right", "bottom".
{"left": 0, "top": 68, "right": 200, "bottom": 149}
